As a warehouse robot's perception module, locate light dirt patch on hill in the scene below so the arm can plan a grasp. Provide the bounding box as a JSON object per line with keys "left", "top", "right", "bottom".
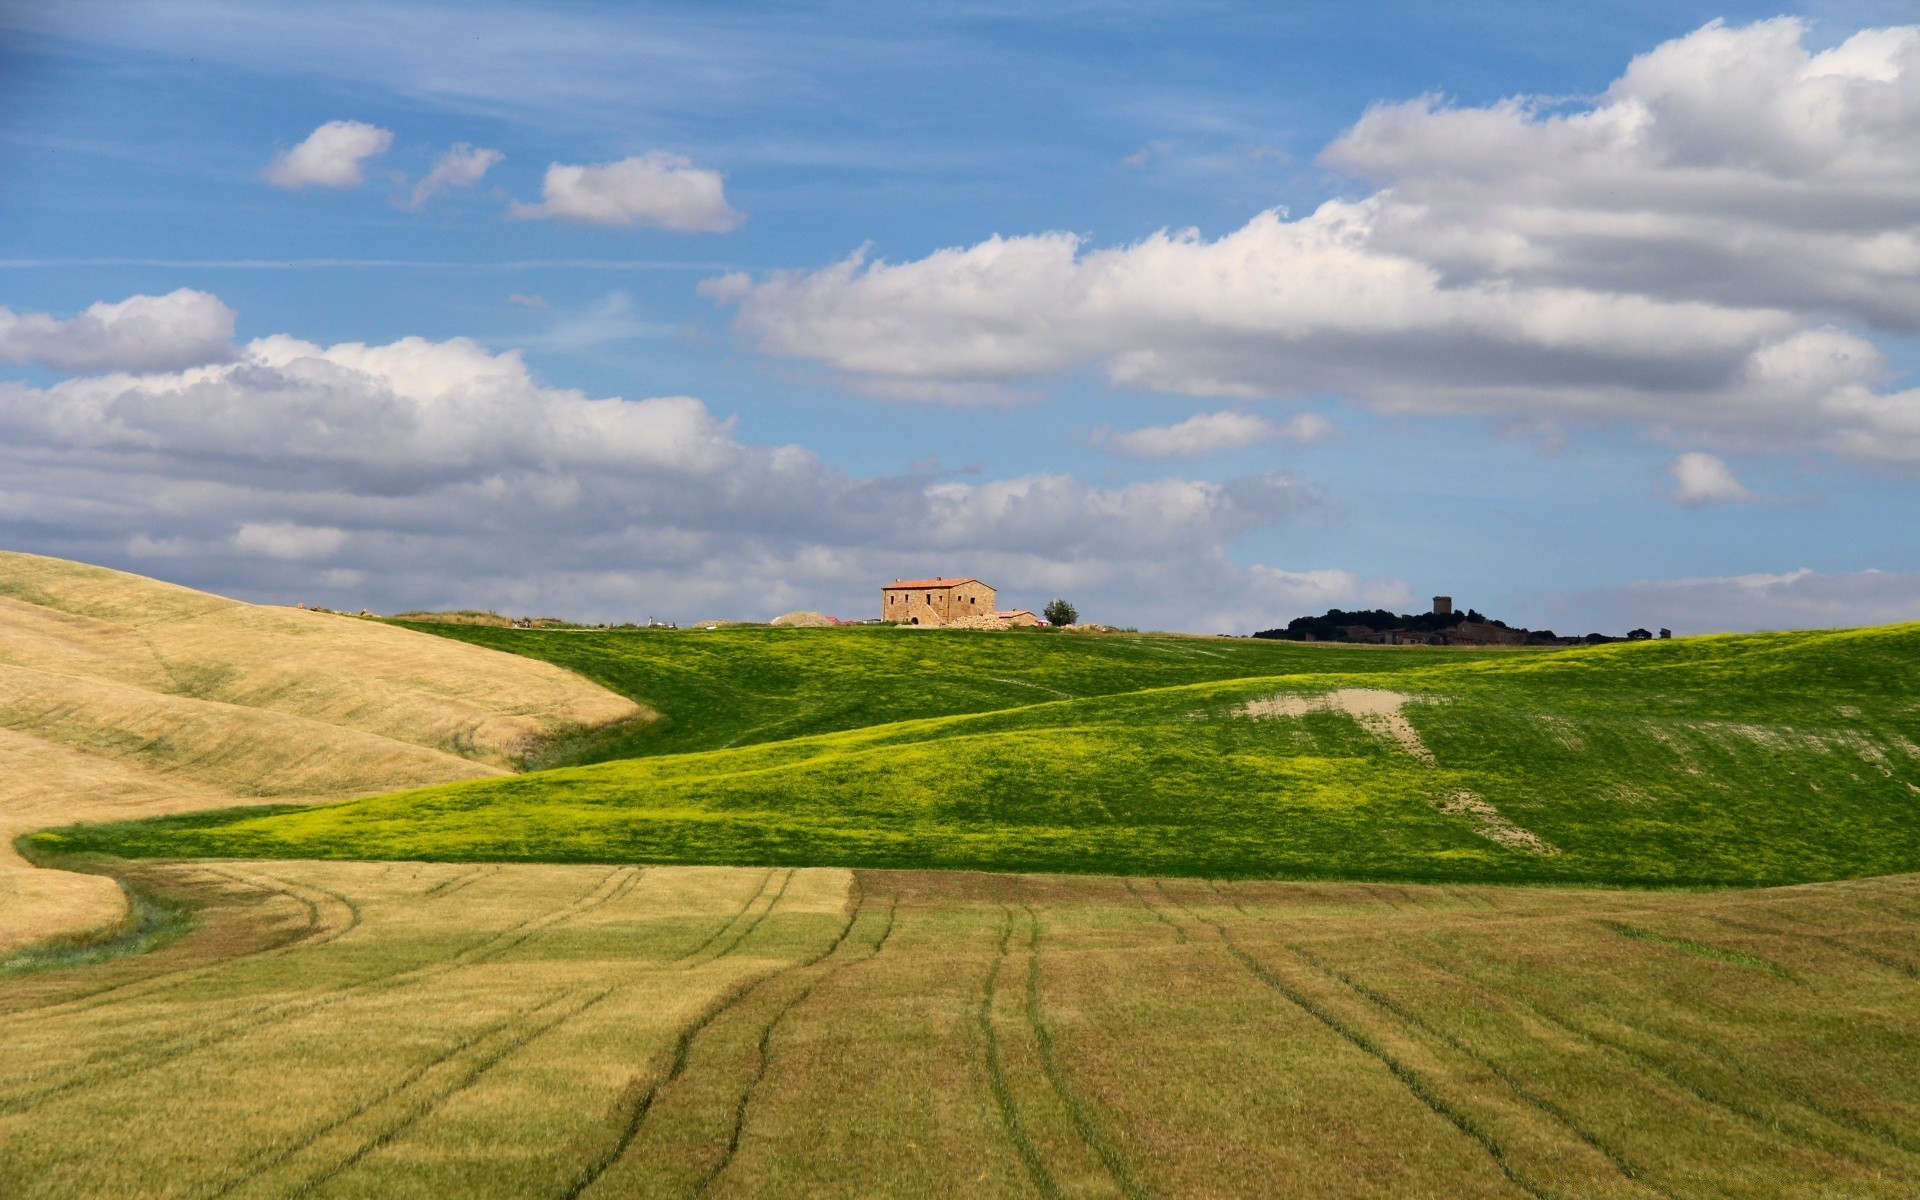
{"left": 1432, "top": 789, "right": 1561, "bottom": 855}
{"left": 1232, "top": 688, "right": 1440, "bottom": 765}
{"left": 1232, "top": 688, "right": 1557, "bottom": 854}
{"left": 0, "top": 551, "right": 645, "bottom": 952}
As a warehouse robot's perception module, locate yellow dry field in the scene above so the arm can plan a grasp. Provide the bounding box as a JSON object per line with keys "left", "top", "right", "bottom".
{"left": 0, "top": 551, "right": 643, "bottom": 951}
{"left": 3, "top": 861, "right": 1918, "bottom": 1198}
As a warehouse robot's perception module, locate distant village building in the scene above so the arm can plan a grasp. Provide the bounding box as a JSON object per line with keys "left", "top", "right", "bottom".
{"left": 882, "top": 577, "right": 996, "bottom": 626}
{"left": 880, "top": 577, "right": 1041, "bottom": 628}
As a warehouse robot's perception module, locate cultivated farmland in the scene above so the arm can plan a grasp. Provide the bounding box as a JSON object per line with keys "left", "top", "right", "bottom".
{"left": 8, "top": 559, "right": 1920, "bottom": 1196}
{"left": 3, "top": 860, "right": 1920, "bottom": 1198}
{"left": 49, "top": 621, "right": 1920, "bottom": 887}
{"left": 0, "top": 552, "right": 642, "bottom": 951}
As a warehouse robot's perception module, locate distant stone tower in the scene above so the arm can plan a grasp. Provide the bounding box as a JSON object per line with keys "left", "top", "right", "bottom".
{"left": 1433, "top": 596, "right": 1453, "bottom": 616}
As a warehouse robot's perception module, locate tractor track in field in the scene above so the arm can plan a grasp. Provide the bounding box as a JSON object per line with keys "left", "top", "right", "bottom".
{"left": 1451, "top": 925, "right": 1920, "bottom": 1162}
{"left": 421, "top": 863, "right": 500, "bottom": 899}
{"left": 0, "top": 864, "right": 360, "bottom": 1018}
{"left": 0, "top": 867, "right": 644, "bottom": 1115}
{"left": 977, "top": 889, "right": 1144, "bottom": 1200}
{"left": 556, "top": 870, "right": 855, "bottom": 1200}
{"left": 1702, "top": 912, "right": 1920, "bottom": 981}
{"left": 1276, "top": 936, "right": 1672, "bottom": 1199}
{"left": 1015, "top": 896, "right": 1149, "bottom": 1200}
{"left": 1138, "top": 882, "right": 1553, "bottom": 1200}
{"left": 1122, "top": 878, "right": 1184, "bottom": 944}
{"left": 691, "top": 890, "right": 900, "bottom": 1197}
{"left": 206, "top": 867, "right": 797, "bottom": 1200}
{"left": 1186, "top": 885, "right": 1660, "bottom": 1189}
{"left": 675, "top": 869, "right": 781, "bottom": 963}
{"left": 196, "top": 984, "right": 605, "bottom": 1200}
{"left": 1390, "top": 934, "right": 1920, "bottom": 1170}
{"left": 979, "top": 901, "right": 1059, "bottom": 1200}
{"left": 683, "top": 870, "right": 794, "bottom": 967}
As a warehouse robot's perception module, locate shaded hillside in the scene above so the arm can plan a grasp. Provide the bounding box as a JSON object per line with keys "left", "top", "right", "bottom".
{"left": 0, "top": 551, "right": 643, "bottom": 950}
{"left": 52, "top": 622, "right": 1920, "bottom": 888}
{"left": 395, "top": 622, "right": 1471, "bottom": 764}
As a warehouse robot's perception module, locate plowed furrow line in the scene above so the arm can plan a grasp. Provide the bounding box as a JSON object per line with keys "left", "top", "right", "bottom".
{"left": 0, "top": 868, "right": 638, "bottom": 1112}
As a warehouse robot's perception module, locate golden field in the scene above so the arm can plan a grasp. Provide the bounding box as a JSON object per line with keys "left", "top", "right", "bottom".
{"left": 2, "top": 859, "right": 1917, "bottom": 1198}
{"left": 0, "top": 551, "right": 642, "bottom": 951}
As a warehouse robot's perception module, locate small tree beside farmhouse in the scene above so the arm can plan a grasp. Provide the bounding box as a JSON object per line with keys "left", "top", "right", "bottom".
{"left": 1043, "top": 598, "right": 1077, "bottom": 627}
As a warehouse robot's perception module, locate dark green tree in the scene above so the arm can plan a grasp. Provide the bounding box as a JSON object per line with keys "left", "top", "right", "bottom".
{"left": 1042, "top": 598, "right": 1078, "bottom": 627}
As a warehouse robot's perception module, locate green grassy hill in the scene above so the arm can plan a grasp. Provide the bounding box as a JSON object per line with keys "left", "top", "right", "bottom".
{"left": 38, "top": 623, "right": 1920, "bottom": 887}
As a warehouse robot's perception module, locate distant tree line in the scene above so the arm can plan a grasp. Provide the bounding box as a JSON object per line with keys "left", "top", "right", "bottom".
{"left": 1252, "top": 607, "right": 1632, "bottom": 646}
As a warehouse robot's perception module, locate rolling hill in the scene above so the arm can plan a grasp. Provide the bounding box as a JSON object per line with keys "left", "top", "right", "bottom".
{"left": 44, "top": 620, "right": 1920, "bottom": 888}
{"left": 0, "top": 551, "right": 644, "bottom": 950}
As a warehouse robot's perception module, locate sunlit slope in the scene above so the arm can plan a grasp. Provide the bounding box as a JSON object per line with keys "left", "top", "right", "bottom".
{"left": 0, "top": 551, "right": 644, "bottom": 949}
{"left": 399, "top": 622, "right": 1464, "bottom": 764}
{"left": 53, "top": 624, "right": 1920, "bottom": 887}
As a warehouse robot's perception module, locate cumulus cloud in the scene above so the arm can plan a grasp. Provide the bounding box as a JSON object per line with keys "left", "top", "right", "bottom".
{"left": 511, "top": 153, "right": 742, "bottom": 232}
{"left": 708, "top": 18, "right": 1920, "bottom": 461}
{"left": 1668, "top": 452, "right": 1755, "bottom": 506}
{"left": 0, "top": 306, "right": 1361, "bottom": 630}
{"left": 233, "top": 522, "right": 349, "bottom": 560}
{"left": 0, "top": 289, "right": 235, "bottom": 372}
{"left": 1546, "top": 567, "right": 1920, "bottom": 635}
{"left": 264, "top": 120, "right": 394, "bottom": 189}
{"left": 406, "top": 143, "right": 503, "bottom": 209}
{"left": 1094, "top": 410, "right": 1334, "bottom": 458}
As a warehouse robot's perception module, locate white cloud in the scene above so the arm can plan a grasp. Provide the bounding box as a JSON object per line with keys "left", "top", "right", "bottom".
{"left": 0, "top": 300, "right": 1358, "bottom": 630}
{"left": 507, "top": 293, "right": 548, "bottom": 308}
{"left": 406, "top": 143, "right": 503, "bottom": 209}
{"left": 708, "top": 19, "right": 1920, "bottom": 462}
{"left": 1548, "top": 567, "right": 1920, "bottom": 635}
{"left": 1325, "top": 19, "right": 1920, "bottom": 330}
{"left": 0, "top": 289, "right": 235, "bottom": 372}
{"left": 264, "top": 120, "right": 394, "bottom": 189}
{"left": 233, "top": 522, "right": 349, "bottom": 560}
{"left": 511, "top": 153, "right": 742, "bottom": 232}
{"left": 1668, "top": 452, "right": 1755, "bottom": 506}
{"left": 1094, "top": 409, "right": 1332, "bottom": 458}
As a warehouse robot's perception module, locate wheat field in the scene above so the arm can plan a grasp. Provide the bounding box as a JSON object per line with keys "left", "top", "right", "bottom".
{"left": 3, "top": 859, "right": 1917, "bottom": 1198}
{"left": 0, "top": 552, "right": 642, "bottom": 951}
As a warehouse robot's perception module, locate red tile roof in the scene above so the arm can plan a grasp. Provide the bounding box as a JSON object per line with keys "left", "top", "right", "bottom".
{"left": 884, "top": 577, "right": 983, "bottom": 589}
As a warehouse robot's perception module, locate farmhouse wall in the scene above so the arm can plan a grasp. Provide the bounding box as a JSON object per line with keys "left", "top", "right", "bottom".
{"left": 881, "top": 578, "right": 997, "bottom": 626}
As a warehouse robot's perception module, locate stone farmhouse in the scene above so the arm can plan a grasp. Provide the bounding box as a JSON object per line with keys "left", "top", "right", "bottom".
{"left": 881, "top": 577, "right": 1040, "bottom": 629}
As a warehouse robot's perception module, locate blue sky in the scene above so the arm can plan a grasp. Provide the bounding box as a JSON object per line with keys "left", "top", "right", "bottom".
{"left": 2, "top": 1, "right": 1918, "bottom": 632}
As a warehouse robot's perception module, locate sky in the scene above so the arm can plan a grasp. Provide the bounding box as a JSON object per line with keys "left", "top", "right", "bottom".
{"left": 2, "top": 0, "right": 1918, "bottom": 634}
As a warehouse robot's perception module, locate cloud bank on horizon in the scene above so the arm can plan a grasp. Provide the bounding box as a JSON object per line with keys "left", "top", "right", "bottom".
{"left": 1, "top": 8, "right": 1916, "bottom": 634}
{"left": 0, "top": 311, "right": 1367, "bottom": 630}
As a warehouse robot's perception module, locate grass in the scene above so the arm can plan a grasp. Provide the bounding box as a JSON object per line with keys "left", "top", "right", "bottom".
{"left": 42, "top": 622, "right": 1920, "bottom": 888}
{"left": 2, "top": 859, "right": 1918, "bottom": 1198}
